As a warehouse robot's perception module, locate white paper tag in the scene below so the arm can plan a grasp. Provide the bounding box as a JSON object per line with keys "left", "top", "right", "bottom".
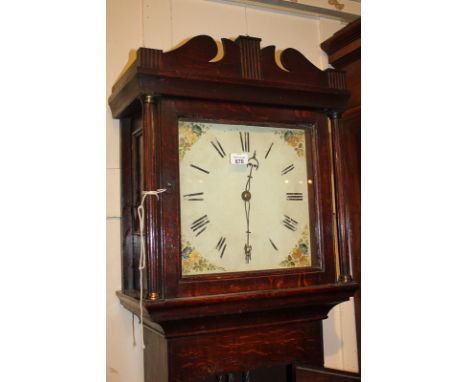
{"left": 230, "top": 153, "right": 249, "bottom": 165}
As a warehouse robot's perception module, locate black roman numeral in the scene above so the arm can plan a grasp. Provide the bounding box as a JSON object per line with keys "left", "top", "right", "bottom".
{"left": 282, "top": 215, "right": 298, "bottom": 231}
{"left": 190, "top": 164, "right": 210, "bottom": 174}
{"left": 190, "top": 215, "right": 210, "bottom": 236}
{"left": 183, "top": 192, "right": 204, "bottom": 201}
{"left": 281, "top": 164, "right": 294, "bottom": 176}
{"left": 216, "top": 236, "right": 227, "bottom": 258}
{"left": 239, "top": 131, "right": 250, "bottom": 152}
{"left": 286, "top": 192, "right": 303, "bottom": 201}
{"left": 265, "top": 142, "right": 274, "bottom": 159}
{"left": 210, "top": 138, "right": 226, "bottom": 158}
{"left": 269, "top": 238, "right": 278, "bottom": 251}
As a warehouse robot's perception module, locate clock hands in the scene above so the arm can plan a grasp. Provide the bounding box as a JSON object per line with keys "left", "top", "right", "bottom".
{"left": 241, "top": 150, "right": 259, "bottom": 263}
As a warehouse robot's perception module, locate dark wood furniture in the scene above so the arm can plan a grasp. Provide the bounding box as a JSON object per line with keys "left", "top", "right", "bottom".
{"left": 321, "top": 18, "right": 361, "bottom": 370}
{"left": 291, "top": 20, "right": 361, "bottom": 382}
{"left": 109, "top": 34, "right": 358, "bottom": 382}
{"left": 295, "top": 366, "right": 360, "bottom": 382}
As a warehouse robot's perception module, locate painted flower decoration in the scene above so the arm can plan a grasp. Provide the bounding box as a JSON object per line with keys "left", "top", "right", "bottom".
{"left": 280, "top": 226, "right": 311, "bottom": 268}
{"left": 276, "top": 129, "right": 305, "bottom": 157}
{"left": 179, "top": 122, "right": 208, "bottom": 159}
{"left": 181, "top": 241, "right": 224, "bottom": 274}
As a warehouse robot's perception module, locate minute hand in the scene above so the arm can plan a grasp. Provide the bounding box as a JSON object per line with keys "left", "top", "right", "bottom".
{"left": 242, "top": 151, "right": 259, "bottom": 263}
{"left": 245, "top": 150, "right": 259, "bottom": 191}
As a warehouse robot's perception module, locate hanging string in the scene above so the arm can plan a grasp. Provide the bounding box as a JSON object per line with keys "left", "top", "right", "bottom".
{"left": 132, "top": 313, "right": 136, "bottom": 347}
{"left": 169, "top": 0, "right": 174, "bottom": 48}
{"left": 134, "top": 189, "right": 166, "bottom": 349}
{"left": 244, "top": 5, "right": 249, "bottom": 36}
{"left": 141, "top": 0, "right": 145, "bottom": 47}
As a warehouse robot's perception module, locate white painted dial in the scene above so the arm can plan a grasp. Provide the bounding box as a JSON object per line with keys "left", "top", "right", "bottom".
{"left": 179, "top": 121, "right": 313, "bottom": 275}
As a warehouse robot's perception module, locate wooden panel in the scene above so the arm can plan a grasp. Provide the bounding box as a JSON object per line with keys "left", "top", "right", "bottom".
{"left": 341, "top": 107, "right": 360, "bottom": 364}
{"left": 120, "top": 117, "right": 136, "bottom": 291}
{"left": 167, "top": 321, "right": 323, "bottom": 382}
{"left": 144, "top": 325, "right": 169, "bottom": 382}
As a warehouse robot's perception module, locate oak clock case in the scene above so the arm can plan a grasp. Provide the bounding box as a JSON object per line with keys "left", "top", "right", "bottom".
{"left": 109, "top": 35, "right": 357, "bottom": 382}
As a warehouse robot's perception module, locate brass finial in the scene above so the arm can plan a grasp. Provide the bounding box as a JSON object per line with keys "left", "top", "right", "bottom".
{"left": 148, "top": 292, "right": 159, "bottom": 301}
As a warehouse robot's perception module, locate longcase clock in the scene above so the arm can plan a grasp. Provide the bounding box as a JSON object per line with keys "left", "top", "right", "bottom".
{"left": 108, "top": 35, "right": 357, "bottom": 382}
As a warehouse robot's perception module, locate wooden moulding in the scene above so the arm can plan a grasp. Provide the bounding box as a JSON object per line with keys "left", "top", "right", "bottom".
{"left": 320, "top": 18, "right": 361, "bottom": 68}
{"left": 117, "top": 283, "right": 357, "bottom": 325}
{"left": 108, "top": 34, "right": 350, "bottom": 119}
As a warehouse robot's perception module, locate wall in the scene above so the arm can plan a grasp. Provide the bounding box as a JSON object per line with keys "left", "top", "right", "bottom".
{"left": 107, "top": 1, "right": 358, "bottom": 380}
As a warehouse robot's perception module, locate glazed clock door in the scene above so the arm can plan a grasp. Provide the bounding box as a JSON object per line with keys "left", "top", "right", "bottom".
{"left": 159, "top": 98, "right": 336, "bottom": 298}
{"left": 178, "top": 120, "right": 314, "bottom": 275}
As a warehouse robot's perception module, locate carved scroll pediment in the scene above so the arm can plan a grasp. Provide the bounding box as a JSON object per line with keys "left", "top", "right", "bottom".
{"left": 260, "top": 45, "right": 326, "bottom": 86}
{"left": 110, "top": 34, "right": 349, "bottom": 119}
{"left": 135, "top": 34, "right": 343, "bottom": 90}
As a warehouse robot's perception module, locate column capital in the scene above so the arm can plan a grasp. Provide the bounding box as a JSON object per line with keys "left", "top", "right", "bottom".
{"left": 327, "top": 110, "right": 342, "bottom": 120}
{"left": 142, "top": 94, "right": 155, "bottom": 104}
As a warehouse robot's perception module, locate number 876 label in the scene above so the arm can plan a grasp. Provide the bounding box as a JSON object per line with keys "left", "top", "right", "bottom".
{"left": 230, "top": 153, "right": 249, "bottom": 165}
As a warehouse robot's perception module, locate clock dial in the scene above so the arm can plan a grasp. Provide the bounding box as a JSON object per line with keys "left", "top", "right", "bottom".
{"left": 179, "top": 121, "right": 314, "bottom": 275}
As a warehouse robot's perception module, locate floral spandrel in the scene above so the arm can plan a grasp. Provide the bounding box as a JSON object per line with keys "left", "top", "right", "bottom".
{"left": 275, "top": 129, "right": 305, "bottom": 157}
{"left": 179, "top": 122, "right": 208, "bottom": 160}
{"left": 279, "top": 225, "right": 311, "bottom": 268}
{"left": 181, "top": 241, "right": 225, "bottom": 275}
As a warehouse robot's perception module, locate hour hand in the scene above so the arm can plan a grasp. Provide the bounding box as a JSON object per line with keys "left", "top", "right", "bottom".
{"left": 247, "top": 150, "right": 259, "bottom": 170}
